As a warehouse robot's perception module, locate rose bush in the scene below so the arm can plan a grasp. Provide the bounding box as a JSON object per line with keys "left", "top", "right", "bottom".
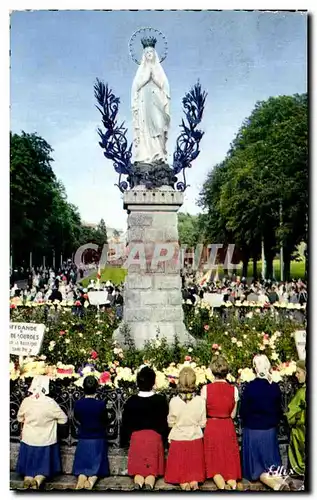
{"left": 10, "top": 304, "right": 300, "bottom": 383}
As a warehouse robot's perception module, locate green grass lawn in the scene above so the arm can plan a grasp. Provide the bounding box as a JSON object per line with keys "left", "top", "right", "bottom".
{"left": 80, "top": 266, "right": 127, "bottom": 287}
{"left": 81, "top": 259, "right": 305, "bottom": 288}
{"left": 247, "top": 260, "right": 305, "bottom": 280}
{"left": 235, "top": 259, "right": 305, "bottom": 280}
{"left": 205, "top": 259, "right": 305, "bottom": 281}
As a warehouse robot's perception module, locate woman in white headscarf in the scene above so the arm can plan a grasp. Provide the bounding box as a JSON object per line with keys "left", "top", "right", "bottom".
{"left": 239, "top": 355, "right": 285, "bottom": 490}
{"left": 16, "top": 375, "right": 67, "bottom": 489}
{"left": 131, "top": 44, "right": 170, "bottom": 164}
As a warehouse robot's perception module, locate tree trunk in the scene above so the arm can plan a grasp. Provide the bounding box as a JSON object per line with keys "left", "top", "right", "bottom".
{"left": 283, "top": 253, "right": 291, "bottom": 282}
{"left": 242, "top": 257, "right": 249, "bottom": 279}
{"left": 253, "top": 256, "right": 258, "bottom": 279}
{"left": 266, "top": 257, "right": 273, "bottom": 279}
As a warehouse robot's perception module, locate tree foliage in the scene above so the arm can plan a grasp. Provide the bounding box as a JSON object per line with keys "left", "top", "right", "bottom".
{"left": 10, "top": 131, "right": 107, "bottom": 267}
{"left": 178, "top": 212, "right": 202, "bottom": 247}
{"left": 198, "top": 93, "right": 308, "bottom": 279}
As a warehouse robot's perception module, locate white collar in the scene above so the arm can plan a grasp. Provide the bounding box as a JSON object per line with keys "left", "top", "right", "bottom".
{"left": 138, "top": 391, "right": 154, "bottom": 398}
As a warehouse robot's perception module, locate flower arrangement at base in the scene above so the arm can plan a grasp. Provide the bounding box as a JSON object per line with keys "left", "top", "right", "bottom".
{"left": 10, "top": 305, "right": 302, "bottom": 388}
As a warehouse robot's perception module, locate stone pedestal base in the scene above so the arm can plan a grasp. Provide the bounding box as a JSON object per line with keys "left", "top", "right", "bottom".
{"left": 113, "top": 186, "right": 193, "bottom": 349}
{"left": 113, "top": 321, "right": 191, "bottom": 349}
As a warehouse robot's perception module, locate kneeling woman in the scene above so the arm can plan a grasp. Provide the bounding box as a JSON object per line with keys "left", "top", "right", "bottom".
{"left": 121, "top": 366, "right": 169, "bottom": 490}
{"left": 16, "top": 375, "right": 67, "bottom": 489}
{"left": 73, "top": 375, "right": 110, "bottom": 490}
{"left": 165, "top": 367, "right": 206, "bottom": 490}
{"left": 240, "top": 355, "right": 283, "bottom": 490}
{"left": 201, "top": 356, "right": 241, "bottom": 490}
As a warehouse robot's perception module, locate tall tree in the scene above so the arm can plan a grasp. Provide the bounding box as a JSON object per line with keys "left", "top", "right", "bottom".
{"left": 198, "top": 93, "right": 308, "bottom": 279}
{"left": 10, "top": 131, "right": 91, "bottom": 267}
{"left": 178, "top": 213, "right": 201, "bottom": 247}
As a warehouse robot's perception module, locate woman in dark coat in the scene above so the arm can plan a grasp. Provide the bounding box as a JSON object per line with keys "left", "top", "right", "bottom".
{"left": 240, "top": 355, "right": 284, "bottom": 490}
{"left": 73, "top": 376, "right": 109, "bottom": 490}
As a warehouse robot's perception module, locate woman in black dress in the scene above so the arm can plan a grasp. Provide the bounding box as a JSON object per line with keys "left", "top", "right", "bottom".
{"left": 121, "top": 366, "right": 169, "bottom": 490}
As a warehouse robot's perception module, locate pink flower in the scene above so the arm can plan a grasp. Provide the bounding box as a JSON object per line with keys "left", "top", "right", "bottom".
{"left": 59, "top": 330, "right": 66, "bottom": 336}
{"left": 75, "top": 300, "right": 81, "bottom": 306}
{"left": 99, "top": 371, "right": 111, "bottom": 384}
{"left": 204, "top": 325, "right": 210, "bottom": 331}
{"left": 57, "top": 368, "right": 73, "bottom": 375}
{"left": 90, "top": 350, "right": 98, "bottom": 360}
{"left": 212, "top": 343, "right": 219, "bottom": 350}
{"left": 168, "top": 376, "right": 177, "bottom": 385}
{"left": 10, "top": 303, "right": 16, "bottom": 309}
{"left": 263, "top": 333, "right": 269, "bottom": 340}
{"left": 185, "top": 355, "right": 192, "bottom": 361}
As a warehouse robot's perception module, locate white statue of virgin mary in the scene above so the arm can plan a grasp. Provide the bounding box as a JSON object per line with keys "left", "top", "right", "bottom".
{"left": 131, "top": 40, "right": 170, "bottom": 164}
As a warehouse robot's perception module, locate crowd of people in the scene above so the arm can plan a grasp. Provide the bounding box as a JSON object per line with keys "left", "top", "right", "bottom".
{"left": 16, "top": 355, "right": 305, "bottom": 491}
{"left": 182, "top": 275, "right": 308, "bottom": 307}
{"left": 10, "top": 265, "right": 307, "bottom": 309}
{"left": 9, "top": 263, "right": 124, "bottom": 318}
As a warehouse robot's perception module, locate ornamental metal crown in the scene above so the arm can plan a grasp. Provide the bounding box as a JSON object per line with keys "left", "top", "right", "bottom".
{"left": 141, "top": 36, "right": 157, "bottom": 49}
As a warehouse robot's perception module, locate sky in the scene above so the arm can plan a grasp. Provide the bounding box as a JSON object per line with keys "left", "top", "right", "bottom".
{"left": 10, "top": 10, "right": 307, "bottom": 232}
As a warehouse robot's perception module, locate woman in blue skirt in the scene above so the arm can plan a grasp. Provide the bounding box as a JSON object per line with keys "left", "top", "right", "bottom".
{"left": 16, "top": 375, "right": 67, "bottom": 489}
{"left": 240, "top": 355, "right": 284, "bottom": 490}
{"left": 73, "top": 375, "right": 109, "bottom": 490}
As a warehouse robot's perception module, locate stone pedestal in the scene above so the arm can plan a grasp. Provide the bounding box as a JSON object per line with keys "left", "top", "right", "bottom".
{"left": 113, "top": 187, "right": 193, "bottom": 348}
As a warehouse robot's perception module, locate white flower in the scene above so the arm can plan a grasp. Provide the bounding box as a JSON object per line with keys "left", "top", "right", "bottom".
{"left": 237, "top": 341, "right": 243, "bottom": 348}
{"left": 83, "top": 365, "right": 94, "bottom": 375}
{"left": 278, "top": 361, "right": 297, "bottom": 376}
{"left": 246, "top": 312, "right": 253, "bottom": 319}
{"left": 239, "top": 368, "right": 256, "bottom": 382}
{"left": 243, "top": 334, "right": 248, "bottom": 339}
{"left": 231, "top": 337, "right": 237, "bottom": 344}
{"left": 48, "top": 340, "right": 56, "bottom": 352}
{"left": 271, "top": 352, "right": 279, "bottom": 361}
{"left": 65, "top": 339, "right": 70, "bottom": 344}
{"left": 155, "top": 339, "right": 162, "bottom": 348}
{"left": 78, "top": 333, "right": 83, "bottom": 338}
{"left": 263, "top": 339, "right": 269, "bottom": 345}
{"left": 188, "top": 347, "right": 193, "bottom": 353}
{"left": 259, "top": 345, "right": 266, "bottom": 351}
{"left": 271, "top": 370, "right": 282, "bottom": 383}
{"left": 226, "top": 373, "right": 236, "bottom": 383}
{"left": 155, "top": 371, "right": 168, "bottom": 390}
{"left": 205, "top": 368, "right": 215, "bottom": 382}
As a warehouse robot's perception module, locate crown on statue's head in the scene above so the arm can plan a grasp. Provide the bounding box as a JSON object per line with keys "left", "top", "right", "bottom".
{"left": 141, "top": 36, "right": 157, "bottom": 49}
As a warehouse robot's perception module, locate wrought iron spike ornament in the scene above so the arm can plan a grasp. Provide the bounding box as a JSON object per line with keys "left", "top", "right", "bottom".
{"left": 94, "top": 79, "right": 133, "bottom": 192}
{"left": 173, "top": 81, "right": 207, "bottom": 191}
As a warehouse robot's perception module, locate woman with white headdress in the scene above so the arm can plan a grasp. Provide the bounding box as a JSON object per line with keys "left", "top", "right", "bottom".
{"left": 16, "top": 375, "right": 67, "bottom": 489}
{"left": 131, "top": 38, "right": 170, "bottom": 164}
{"left": 239, "top": 355, "right": 285, "bottom": 490}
